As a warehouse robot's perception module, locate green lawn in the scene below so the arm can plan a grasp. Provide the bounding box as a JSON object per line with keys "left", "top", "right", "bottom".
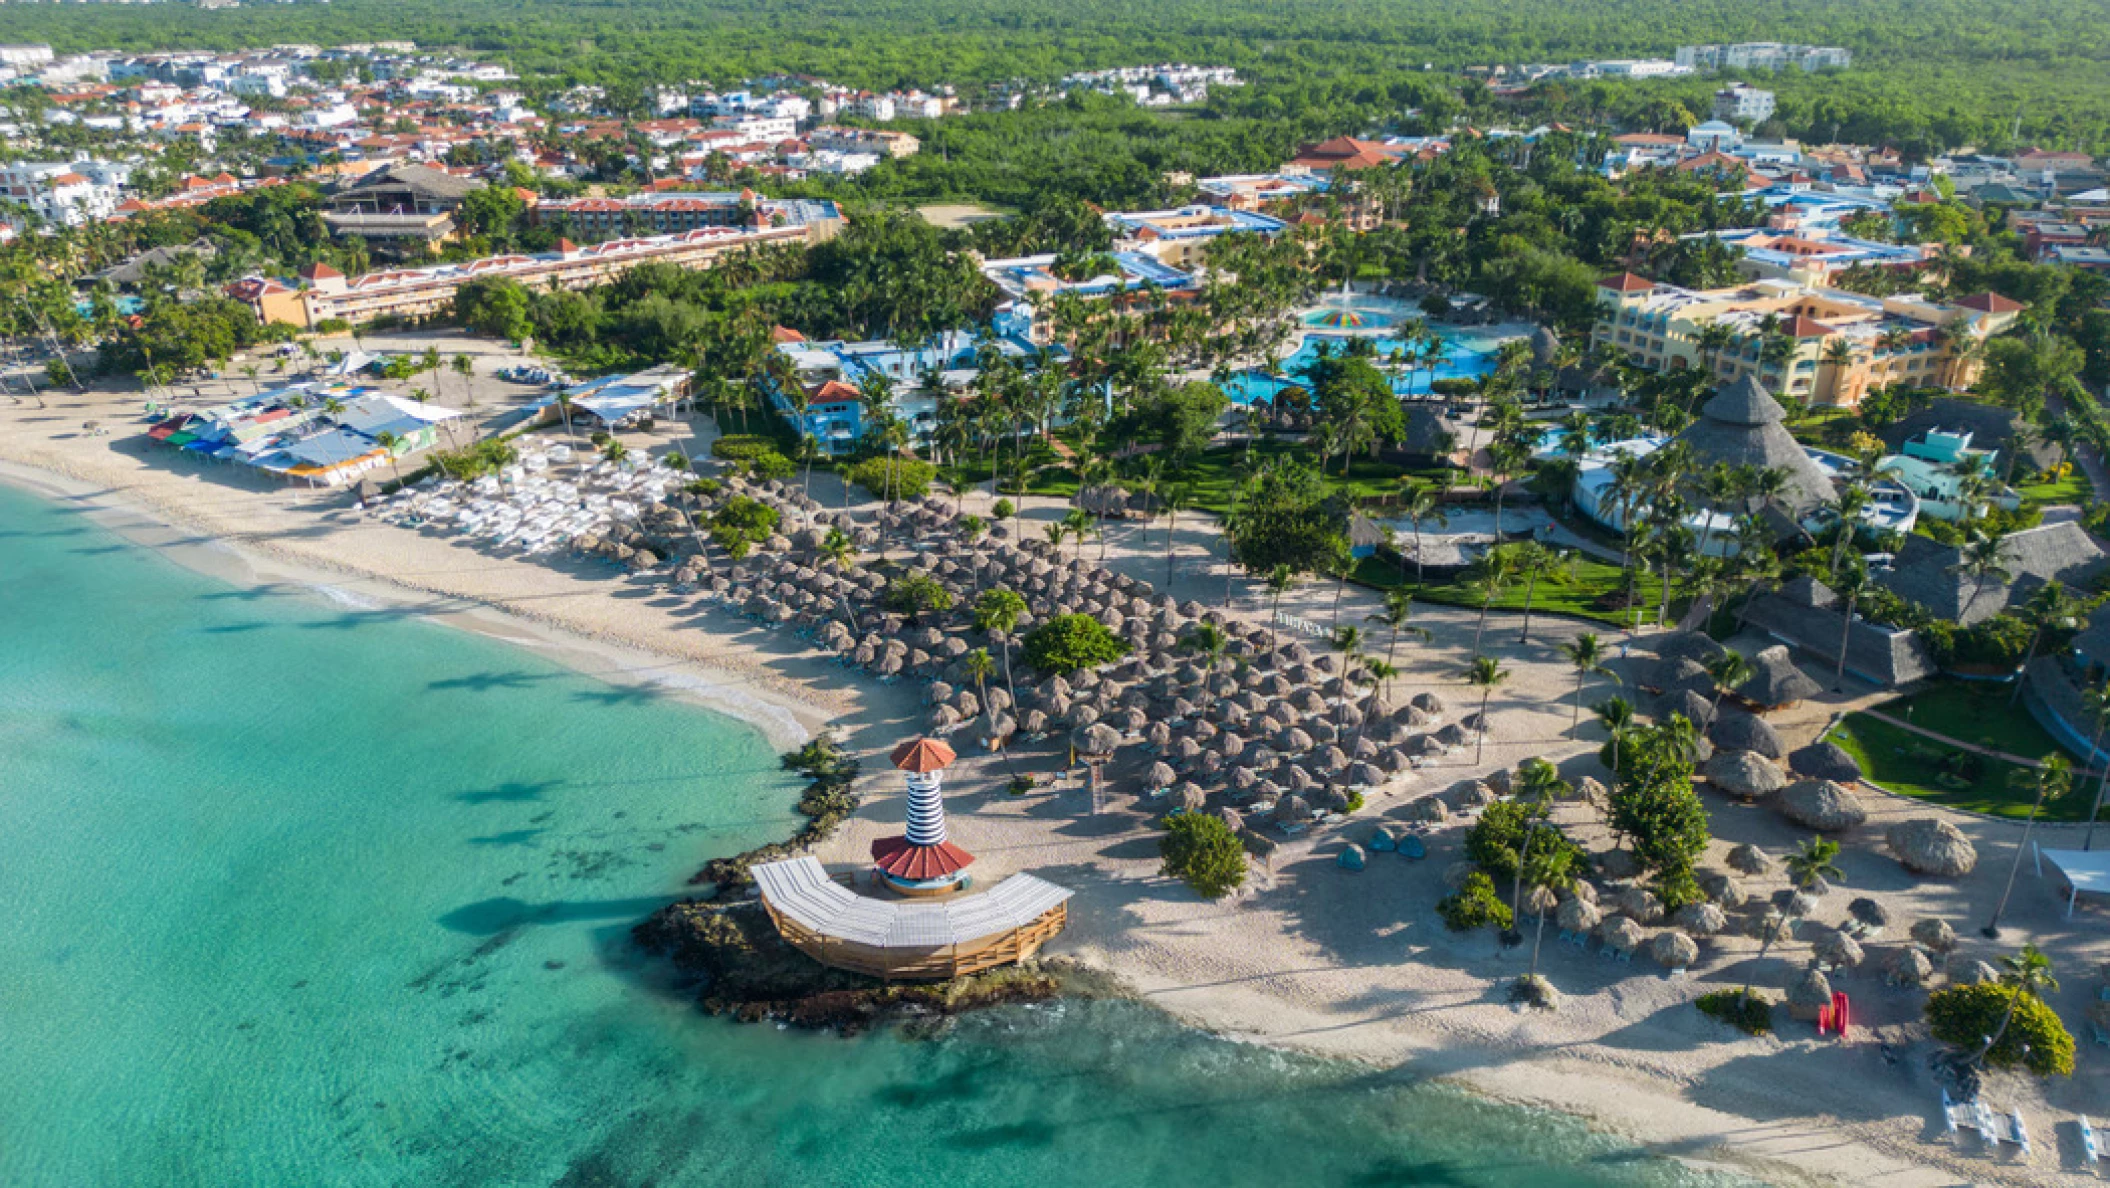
{"left": 2015, "top": 467, "right": 2093, "bottom": 507}
{"left": 1827, "top": 713, "right": 2099, "bottom": 822}
{"left": 1868, "top": 681, "right": 2074, "bottom": 763}
{"left": 1353, "top": 550, "right": 1672, "bottom": 629}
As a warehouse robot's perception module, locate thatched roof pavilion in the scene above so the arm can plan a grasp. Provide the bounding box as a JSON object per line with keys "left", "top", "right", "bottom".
{"left": 1673, "top": 376, "right": 1837, "bottom": 513}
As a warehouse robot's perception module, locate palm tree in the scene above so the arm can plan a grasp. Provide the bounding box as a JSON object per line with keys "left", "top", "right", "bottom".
{"left": 2081, "top": 682, "right": 2110, "bottom": 852}
{"left": 1593, "top": 695, "right": 1636, "bottom": 775}
{"left": 1785, "top": 837, "right": 1845, "bottom": 889}
{"left": 1042, "top": 522, "right": 1068, "bottom": 554}
{"left": 1510, "top": 542, "right": 1556, "bottom": 644}
{"left": 1465, "top": 656, "right": 1508, "bottom": 766}
{"left": 1159, "top": 483, "right": 1189, "bottom": 590}
{"left": 973, "top": 587, "right": 1028, "bottom": 714}
{"left": 1973, "top": 944, "right": 2060, "bottom": 1069}
{"left": 451, "top": 353, "right": 475, "bottom": 407}
{"left": 1367, "top": 588, "right": 1428, "bottom": 668}
{"left": 1352, "top": 655, "right": 1400, "bottom": 752}
{"left": 1180, "top": 622, "right": 1229, "bottom": 713}
{"left": 1265, "top": 564, "right": 1295, "bottom": 639}
{"left": 2008, "top": 580, "right": 2081, "bottom": 708}
{"left": 1706, "top": 650, "right": 1754, "bottom": 722}
{"left": 1820, "top": 337, "right": 1857, "bottom": 402}
{"left": 1983, "top": 756, "right": 2073, "bottom": 938}
{"left": 374, "top": 429, "right": 405, "bottom": 487}
{"left": 551, "top": 390, "right": 577, "bottom": 439}
{"left": 1396, "top": 483, "right": 1447, "bottom": 585}
{"left": 1521, "top": 846, "right": 1576, "bottom": 989}
{"left": 1560, "top": 633, "right": 1614, "bottom": 726}
{"left": 1061, "top": 507, "right": 1096, "bottom": 563}
{"left": 1469, "top": 544, "right": 1518, "bottom": 656}
{"left": 1949, "top": 530, "right": 2013, "bottom": 622}
{"left": 1328, "top": 624, "right": 1366, "bottom": 719}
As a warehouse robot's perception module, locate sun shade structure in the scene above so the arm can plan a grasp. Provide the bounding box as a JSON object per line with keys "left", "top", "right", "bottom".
{"left": 2039, "top": 848, "right": 2110, "bottom": 918}
{"left": 1674, "top": 376, "right": 1838, "bottom": 514}
{"left": 873, "top": 736, "right": 974, "bottom": 895}
{"left": 754, "top": 857, "right": 1072, "bottom": 981}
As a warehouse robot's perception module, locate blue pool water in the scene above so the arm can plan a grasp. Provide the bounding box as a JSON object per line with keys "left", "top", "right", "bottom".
{"left": 1222, "top": 329, "right": 1502, "bottom": 406}
{"left": 0, "top": 481, "right": 1759, "bottom": 1187}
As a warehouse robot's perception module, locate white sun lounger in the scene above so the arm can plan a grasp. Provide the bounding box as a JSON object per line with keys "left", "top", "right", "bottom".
{"left": 1939, "top": 1088, "right": 1961, "bottom": 1139}
{"left": 2081, "top": 1115, "right": 2101, "bottom": 1163}
{"left": 2006, "top": 1109, "right": 2031, "bottom": 1157}
{"left": 1972, "top": 1100, "right": 2000, "bottom": 1146}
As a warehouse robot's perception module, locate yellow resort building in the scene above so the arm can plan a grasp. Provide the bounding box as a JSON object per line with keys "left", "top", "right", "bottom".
{"left": 1591, "top": 273, "right": 2024, "bottom": 409}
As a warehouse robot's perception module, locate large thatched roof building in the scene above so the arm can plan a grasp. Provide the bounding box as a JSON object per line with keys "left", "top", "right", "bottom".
{"left": 1876, "top": 521, "right": 2110, "bottom": 625}
{"left": 1741, "top": 575, "right": 1939, "bottom": 687}
{"left": 1672, "top": 376, "right": 1837, "bottom": 513}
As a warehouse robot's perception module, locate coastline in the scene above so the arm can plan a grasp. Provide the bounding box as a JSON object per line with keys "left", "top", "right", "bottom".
{"left": 0, "top": 424, "right": 2095, "bottom": 1188}
{"left": 0, "top": 456, "right": 828, "bottom": 751}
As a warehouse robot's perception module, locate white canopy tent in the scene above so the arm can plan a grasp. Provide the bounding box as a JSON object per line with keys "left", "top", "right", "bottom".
{"left": 2037, "top": 847, "right": 2110, "bottom": 918}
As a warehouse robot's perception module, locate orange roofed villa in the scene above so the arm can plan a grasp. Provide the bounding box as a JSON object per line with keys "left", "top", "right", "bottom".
{"left": 1591, "top": 273, "right": 2024, "bottom": 409}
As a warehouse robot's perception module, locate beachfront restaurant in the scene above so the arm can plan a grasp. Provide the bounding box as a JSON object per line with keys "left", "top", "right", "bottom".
{"left": 145, "top": 382, "right": 464, "bottom": 487}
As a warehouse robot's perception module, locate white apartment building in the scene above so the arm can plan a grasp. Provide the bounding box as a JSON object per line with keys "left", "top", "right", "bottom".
{"left": 0, "top": 159, "right": 129, "bottom": 228}
{"left": 1678, "top": 43, "right": 1852, "bottom": 73}
{"left": 0, "top": 45, "right": 55, "bottom": 70}
{"left": 1712, "top": 83, "right": 1776, "bottom": 125}
{"left": 709, "top": 113, "right": 797, "bottom": 140}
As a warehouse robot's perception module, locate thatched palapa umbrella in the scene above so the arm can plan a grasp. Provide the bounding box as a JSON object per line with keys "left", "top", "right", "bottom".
{"left": 1727, "top": 843, "right": 1771, "bottom": 876}
{"left": 1886, "top": 818, "right": 1976, "bottom": 877}
{"left": 1672, "top": 901, "right": 1726, "bottom": 937}
{"left": 1557, "top": 898, "right": 1602, "bottom": 934}
{"left": 1704, "top": 750, "right": 1785, "bottom": 799}
{"left": 1777, "top": 779, "right": 1866, "bottom": 832}
{"left": 1651, "top": 930, "right": 1699, "bottom": 968}
{"left": 1612, "top": 886, "right": 1663, "bottom": 924}
{"left": 1887, "top": 947, "right": 1934, "bottom": 988}
{"left": 1600, "top": 916, "right": 1643, "bottom": 954}
{"left": 1909, "top": 918, "right": 1957, "bottom": 953}
{"left": 1698, "top": 871, "right": 1745, "bottom": 908}
{"left": 1848, "top": 897, "right": 1890, "bottom": 930}
{"left": 1813, "top": 931, "right": 1864, "bottom": 970}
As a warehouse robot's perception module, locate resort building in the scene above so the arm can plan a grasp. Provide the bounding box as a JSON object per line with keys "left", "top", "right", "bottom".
{"left": 230, "top": 222, "right": 814, "bottom": 328}
{"left": 1711, "top": 84, "right": 1776, "bottom": 125}
{"left": 1194, "top": 173, "right": 1325, "bottom": 211}
{"left": 322, "top": 162, "right": 486, "bottom": 253}
{"left": 145, "top": 383, "right": 465, "bottom": 487}
{"left": 769, "top": 328, "right": 1049, "bottom": 454}
{"left": 1876, "top": 423, "right": 2022, "bottom": 522}
{"left": 1103, "top": 204, "right": 1289, "bottom": 267}
{"left": 0, "top": 158, "right": 129, "bottom": 228}
{"left": 537, "top": 366, "right": 693, "bottom": 431}
{"left": 1741, "top": 575, "right": 1940, "bottom": 689}
{"left": 1590, "top": 274, "right": 2022, "bottom": 408}
{"left": 530, "top": 191, "right": 844, "bottom": 240}
{"left": 982, "top": 251, "right": 1201, "bottom": 345}
{"left": 1705, "top": 226, "right": 1933, "bottom": 286}
{"left": 1565, "top": 376, "right": 1917, "bottom": 549}
{"left": 1876, "top": 522, "right": 2110, "bottom": 625}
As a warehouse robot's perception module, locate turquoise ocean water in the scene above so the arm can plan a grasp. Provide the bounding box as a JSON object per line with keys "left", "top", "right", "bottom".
{"left": 0, "top": 483, "right": 1758, "bottom": 1188}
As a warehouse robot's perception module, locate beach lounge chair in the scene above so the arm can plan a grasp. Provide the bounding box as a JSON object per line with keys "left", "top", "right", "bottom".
{"left": 2007, "top": 1110, "right": 2031, "bottom": 1158}
{"left": 1939, "top": 1088, "right": 1960, "bottom": 1139}
{"left": 1972, "top": 1101, "right": 2000, "bottom": 1146}
{"left": 2081, "top": 1115, "right": 2101, "bottom": 1164}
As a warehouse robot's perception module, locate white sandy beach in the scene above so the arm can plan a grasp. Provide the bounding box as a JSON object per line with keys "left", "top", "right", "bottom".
{"left": 5, "top": 369, "right": 2107, "bottom": 1188}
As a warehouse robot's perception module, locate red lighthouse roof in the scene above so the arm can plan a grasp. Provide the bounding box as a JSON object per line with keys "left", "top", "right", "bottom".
{"left": 890, "top": 737, "right": 956, "bottom": 772}
{"left": 870, "top": 836, "right": 976, "bottom": 880}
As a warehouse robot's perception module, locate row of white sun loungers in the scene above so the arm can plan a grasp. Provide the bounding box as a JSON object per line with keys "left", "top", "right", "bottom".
{"left": 1940, "top": 1089, "right": 2107, "bottom": 1164}
{"left": 374, "top": 449, "right": 684, "bottom": 556}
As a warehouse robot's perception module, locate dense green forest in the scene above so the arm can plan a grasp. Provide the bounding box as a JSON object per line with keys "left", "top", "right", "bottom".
{"left": 8, "top": 0, "right": 2110, "bottom": 151}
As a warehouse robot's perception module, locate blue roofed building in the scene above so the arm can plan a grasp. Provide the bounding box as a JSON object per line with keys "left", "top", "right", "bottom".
{"left": 981, "top": 250, "right": 1202, "bottom": 345}
{"left": 1103, "top": 204, "right": 1289, "bottom": 267}
{"left": 768, "top": 328, "right": 1057, "bottom": 455}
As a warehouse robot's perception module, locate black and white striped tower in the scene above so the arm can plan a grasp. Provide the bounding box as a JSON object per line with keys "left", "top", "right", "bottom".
{"left": 903, "top": 765, "right": 949, "bottom": 847}
{"left": 873, "top": 736, "right": 974, "bottom": 895}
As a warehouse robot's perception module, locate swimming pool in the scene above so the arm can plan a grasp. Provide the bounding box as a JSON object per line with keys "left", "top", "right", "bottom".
{"left": 1220, "top": 328, "right": 1499, "bottom": 406}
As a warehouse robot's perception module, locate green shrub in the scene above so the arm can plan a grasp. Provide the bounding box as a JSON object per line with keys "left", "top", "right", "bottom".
{"left": 710, "top": 434, "right": 773, "bottom": 460}
{"left": 1696, "top": 989, "right": 1774, "bottom": 1035}
{"left": 748, "top": 450, "right": 797, "bottom": 481}
{"left": 431, "top": 438, "right": 518, "bottom": 480}
{"left": 1464, "top": 801, "right": 1591, "bottom": 882}
{"left": 686, "top": 477, "right": 722, "bottom": 496}
{"left": 1651, "top": 866, "right": 1706, "bottom": 912}
{"left": 1436, "top": 871, "right": 1513, "bottom": 932}
{"left": 708, "top": 495, "right": 780, "bottom": 559}
{"left": 848, "top": 455, "right": 938, "bottom": 500}
{"left": 1159, "top": 812, "right": 1247, "bottom": 899}
{"left": 1022, "top": 613, "right": 1130, "bottom": 674}
{"left": 313, "top": 317, "right": 352, "bottom": 334}
{"left": 1925, "top": 984, "right": 2075, "bottom": 1076}
{"left": 882, "top": 572, "right": 955, "bottom": 620}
